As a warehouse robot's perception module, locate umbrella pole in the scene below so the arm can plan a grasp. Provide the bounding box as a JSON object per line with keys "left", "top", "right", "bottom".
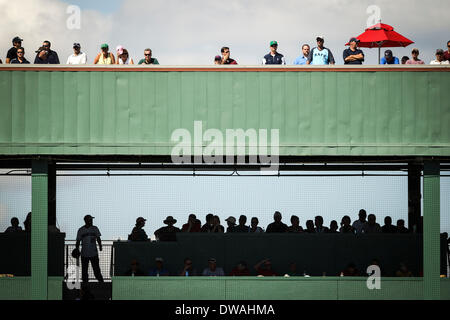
{"left": 378, "top": 47, "right": 381, "bottom": 65}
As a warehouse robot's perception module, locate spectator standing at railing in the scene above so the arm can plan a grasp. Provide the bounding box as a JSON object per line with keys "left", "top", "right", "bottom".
{"left": 181, "top": 214, "right": 201, "bottom": 232}
{"left": 396, "top": 219, "right": 409, "bottom": 234}
{"left": 305, "top": 220, "right": 315, "bottom": 233}
{"left": 339, "top": 216, "right": 355, "bottom": 234}
{"left": 154, "top": 216, "right": 180, "bottom": 241}
{"left": 380, "top": 50, "right": 399, "bottom": 64}
{"left": 254, "top": 259, "right": 277, "bottom": 276}
{"left": 401, "top": 56, "right": 410, "bottom": 64}
{"left": 329, "top": 220, "right": 339, "bottom": 233}
{"left": 262, "top": 41, "right": 286, "bottom": 65}
{"left": 343, "top": 37, "right": 364, "bottom": 65}
{"left": 314, "top": 216, "right": 329, "bottom": 233}
{"left": 362, "top": 214, "right": 382, "bottom": 233}
{"left": 179, "top": 257, "right": 198, "bottom": 276}
{"left": 201, "top": 213, "right": 215, "bottom": 232}
{"left": 249, "top": 217, "right": 264, "bottom": 233}
{"left": 229, "top": 261, "right": 250, "bottom": 276}
{"left": 266, "top": 211, "right": 288, "bottom": 233}
{"left": 381, "top": 216, "right": 398, "bottom": 233}
{"left": 149, "top": 257, "right": 170, "bottom": 276}
{"left": 116, "top": 47, "right": 134, "bottom": 65}
{"left": 10, "top": 47, "right": 30, "bottom": 64}
{"left": 66, "top": 43, "right": 87, "bottom": 65}
{"left": 430, "top": 49, "right": 450, "bottom": 65}
{"left": 5, "top": 36, "right": 23, "bottom": 64}
{"left": 138, "top": 48, "right": 159, "bottom": 65}
{"left": 94, "top": 44, "right": 115, "bottom": 65}
{"left": 211, "top": 215, "right": 225, "bottom": 233}
{"left": 202, "top": 258, "right": 225, "bottom": 276}
{"left": 34, "top": 41, "right": 60, "bottom": 64}
{"left": 307, "top": 36, "right": 335, "bottom": 65}
{"left": 234, "top": 215, "right": 250, "bottom": 233}
{"left": 4, "top": 217, "right": 23, "bottom": 233}
{"left": 352, "top": 209, "right": 367, "bottom": 235}
{"left": 225, "top": 216, "right": 237, "bottom": 233}
{"left": 293, "top": 44, "right": 310, "bottom": 65}
{"left": 24, "top": 212, "right": 31, "bottom": 232}
{"left": 128, "top": 217, "right": 149, "bottom": 241}
{"left": 76, "top": 215, "right": 104, "bottom": 283}
{"left": 444, "top": 41, "right": 450, "bottom": 61}
{"left": 406, "top": 48, "right": 424, "bottom": 65}
{"left": 220, "top": 47, "right": 238, "bottom": 65}
{"left": 124, "top": 259, "right": 145, "bottom": 276}
{"left": 287, "top": 215, "right": 304, "bottom": 233}
{"left": 214, "top": 55, "right": 222, "bottom": 65}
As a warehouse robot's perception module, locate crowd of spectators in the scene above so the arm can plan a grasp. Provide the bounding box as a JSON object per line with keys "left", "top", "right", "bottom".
{"left": 1, "top": 36, "right": 449, "bottom": 66}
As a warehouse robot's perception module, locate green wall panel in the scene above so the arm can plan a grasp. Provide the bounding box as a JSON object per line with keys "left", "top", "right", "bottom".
{"left": 0, "top": 277, "right": 62, "bottom": 300}
{"left": 1, "top": 70, "right": 449, "bottom": 156}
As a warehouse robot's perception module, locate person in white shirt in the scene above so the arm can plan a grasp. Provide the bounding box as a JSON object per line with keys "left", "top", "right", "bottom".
{"left": 67, "top": 43, "right": 87, "bottom": 65}
{"left": 352, "top": 209, "right": 368, "bottom": 235}
{"left": 116, "top": 48, "right": 134, "bottom": 65}
{"left": 430, "top": 49, "right": 450, "bottom": 65}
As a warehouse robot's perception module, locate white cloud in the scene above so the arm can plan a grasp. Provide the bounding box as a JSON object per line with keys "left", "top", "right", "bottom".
{"left": 1, "top": 0, "right": 449, "bottom": 64}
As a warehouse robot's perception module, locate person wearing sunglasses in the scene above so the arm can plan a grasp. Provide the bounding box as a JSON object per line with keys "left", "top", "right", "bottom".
{"left": 94, "top": 43, "right": 115, "bottom": 65}
{"left": 220, "top": 46, "right": 238, "bottom": 65}
{"left": 10, "top": 47, "right": 30, "bottom": 64}
{"left": 138, "top": 48, "right": 160, "bottom": 65}
{"left": 307, "top": 36, "right": 335, "bottom": 65}
{"left": 405, "top": 48, "right": 424, "bottom": 65}
{"left": 430, "top": 49, "right": 449, "bottom": 65}
{"left": 444, "top": 41, "right": 450, "bottom": 62}
{"left": 66, "top": 43, "right": 87, "bottom": 65}
{"left": 34, "top": 40, "right": 60, "bottom": 64}
{"left": 262, "top": 41, "right": 286, "bottom": 65}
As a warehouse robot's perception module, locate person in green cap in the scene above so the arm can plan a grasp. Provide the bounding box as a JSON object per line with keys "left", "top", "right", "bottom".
{"left": 262, "top": 41, "right": 286, "bottom": 65}
{"left": 138, "top": 48, "right": 160, "bottom": 65}
{"left": 94, "top": 43, "right": 115, "bottom": 65}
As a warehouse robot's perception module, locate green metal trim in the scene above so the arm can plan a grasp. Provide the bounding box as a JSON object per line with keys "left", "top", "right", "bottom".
{"left": 31, "top": 160, "right": 48, "bottom": 300}
{"left": 423, "top": 161, "right": 440, "bottom": 300}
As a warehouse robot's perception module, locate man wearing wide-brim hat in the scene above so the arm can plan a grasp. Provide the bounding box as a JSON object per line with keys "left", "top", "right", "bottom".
{"left": 154, "top": 216, "right": 181, "bottom": 242}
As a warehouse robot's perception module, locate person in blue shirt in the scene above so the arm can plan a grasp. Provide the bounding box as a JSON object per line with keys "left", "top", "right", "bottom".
{"left": 149, "top": 257, "right": 170, "bottom": 276}
{"left": 293, "top": 44, "right": 310, "bottom": 65}
{"left": 307, "top": 36, "right": 335, "bottom": 65}
{"left": 380, "top": 50, "right": 399, "bottom": 64}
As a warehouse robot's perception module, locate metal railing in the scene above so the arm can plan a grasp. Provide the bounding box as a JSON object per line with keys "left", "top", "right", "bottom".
{"left": 64, "top": 241, "right": 114, "bottom": 281}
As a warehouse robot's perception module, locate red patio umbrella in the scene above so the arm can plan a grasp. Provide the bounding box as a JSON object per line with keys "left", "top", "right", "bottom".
{"left": 346, "top": 22, "right": 414, "bottom": 64}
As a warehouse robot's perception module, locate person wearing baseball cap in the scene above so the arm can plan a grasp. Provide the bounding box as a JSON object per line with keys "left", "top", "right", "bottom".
{"left": 5, "top": 36, "right": 23, "bottom": 64}
{"left": 149, "top": 257, "right": 170, "bottom": 276}
{"left": 430, "top": 49, "right": 450, "bottom": 65}
{"left": 128, "top": 217, "right": 149, "bottom": 241}
{"left": 262, "top": 40, "right": 286, "bottom": 65}
{"left": 380, "top": 49, "right": 399, "bottom": 65}
{"left": 307, "top": 36, "right": 335, "bottom": 65}
{"left": 225, "top": 216, "right": 237, "bottom": 233}
{"left": 343, "top": 37, "right": 365, "bottom": 65}
{"left": 67, "top": 43, "right": 87, "bottom": 65}
{"left": 94, "top": 43, "right": 115, "bottom": 64}
{"left": 76, "top": 214, "right": 104, "bottom": 283}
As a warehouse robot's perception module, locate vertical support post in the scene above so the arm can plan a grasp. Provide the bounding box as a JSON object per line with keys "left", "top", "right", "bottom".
{"left": 408, "top": 163, "right": 422, "bottom": 231}
{"left": 423, "top": 161, "right": 440, "bottom": 300}
{"left": 48, "top": 162, "right": 56, "bottom": 227}
{"left": 31, "top": 160, "right": 48, "bottom": 300}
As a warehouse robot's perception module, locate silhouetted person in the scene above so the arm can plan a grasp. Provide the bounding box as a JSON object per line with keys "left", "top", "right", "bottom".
{"left": 305, "top": 220, "right": 315, "bottom": 233}
{"left": 287, "top": 262, "right": 299, "bottom": 276}
{"left": 201, "top": 214, "right": 214, "bottom": 233}
{"left": 396, "top": 219, "right": 409, "bottom": 234}
{"left": 340, "top": 262, "right": 360, "bottom": 276}
{"left": 225, "top": 216, "right": 237, "bottom": 233}
{"left": 266, "top": 211, "right": 288, "bottom": 233}
{"left": 254, "top": 258, "right": 277, "bottom": 276}
{"left": 179, "top": 257, "right": 198, "bottom": 276}
{"left": 154, "top": 216, "right": 180, "bottom": 241}
{"left": 396, "top": 263, "right": 413, "bottom": 277}
{"left": 149, "top": 257, "right": 170, "bottom": 276}
{"left": 287, "top": 215, "right": 304, "bottom": 233}
{"left": 124, "top": 259, "right": 145, "bottom": 276}
{"left": 382, "top": 216, "right": 398, "bottom": 233}
{"left": 352, "top": 209, "right": 367, "bottom": 234}
{"left": 329, "top": 220, "right": 339, "bottom": 233}
{"left": 202, "top": 258, "right": 225, "bottom": 276}
{"left": 24, "top": 212, "right": 31, "bottom": 232}
{"left": 211, "top": 215, "right": 225, "bottom": 233}
{"left": 367, "top": 258, "right": 385, "bottom": 277}
{"left": 76, "top": 215, "right": 104, "bottom": 283}
{"left": 249, "top": 217, "right": 264, "bottom": 233}
{"left": 340, "top": 216, "right": 355, "bottom": 234}
{"left": 229, "top": 261, "right": 250, "bottom": 276}
{"left": 128, "top": 217, "right": 149, "bottom": 241}
{"left": 181, "top": 214, "right": 201, "bottom": 233}
{"left": 362, "top": 214, "right": 381, "bottom": 233}
{"left": 314, "top": 216, "right": 329, "bottom": 233}
{"left": 5, "top": 217, "right": 23, "bottom": 233}
{"left": 234, "top": 215, "right": 250, "bottom": 233}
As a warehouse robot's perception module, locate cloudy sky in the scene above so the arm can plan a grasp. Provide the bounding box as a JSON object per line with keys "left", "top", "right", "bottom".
{"left": 1, "top": 0, "right": 449, "bottom": 65}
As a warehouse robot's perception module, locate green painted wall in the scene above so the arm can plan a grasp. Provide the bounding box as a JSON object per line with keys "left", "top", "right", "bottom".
{"left": 0, "top": 277, "right": 62, "bottom": 300}
{"left": 0, "top": 70, "right": 449, "bottom": 156}
{"left": 112, "top": 277, "right": 450, "bottom": 300}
